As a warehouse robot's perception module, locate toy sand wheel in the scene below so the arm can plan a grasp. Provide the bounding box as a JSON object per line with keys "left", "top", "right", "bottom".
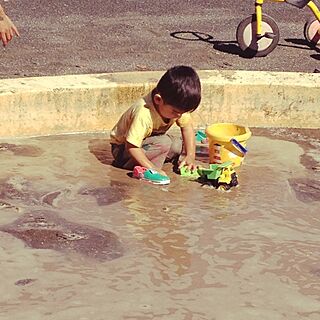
{"left": 236, "top": 14, "right": 280, "bottom": 57}
{"left": 304, "top": 18, "right": 320, "bottom": 50}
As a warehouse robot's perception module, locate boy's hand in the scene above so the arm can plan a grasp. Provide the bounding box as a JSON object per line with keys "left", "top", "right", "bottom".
{"left": 126, "top": 142, "right": 168, "bottom": 177}
{"left": 178, "top": 155, "right": 197, "bottom": 172}
{"left": 154, "top": 168, "right": 168, "bottom": 177}
{"left": 180, "top": 122, "right": 197, "bottom": 171}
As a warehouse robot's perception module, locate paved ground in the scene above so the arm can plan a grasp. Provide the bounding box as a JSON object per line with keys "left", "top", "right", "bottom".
{"left": 0, "top": 0, "right": 319, "bottom": 78}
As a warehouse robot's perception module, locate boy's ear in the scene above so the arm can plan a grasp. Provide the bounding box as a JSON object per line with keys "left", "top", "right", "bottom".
{"left": 153, "top": 93, "right": 164, "bottom": 106}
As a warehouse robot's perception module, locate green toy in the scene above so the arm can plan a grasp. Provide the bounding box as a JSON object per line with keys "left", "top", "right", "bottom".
{"left": 179, "top": 166, "right": 200, "bottom": 178}
{"left": 197, "top": 161, "right": 233, "bottom": 180}
{"left": 180, "top": 161, "right": 238, "bottom": 190}
{"left": 197, "top": 161, "right": 238, "bottom": 190}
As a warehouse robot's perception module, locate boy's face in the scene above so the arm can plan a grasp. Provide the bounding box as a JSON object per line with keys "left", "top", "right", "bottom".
{"left": 154, "top": 94, "right": 183, "bottom": 119}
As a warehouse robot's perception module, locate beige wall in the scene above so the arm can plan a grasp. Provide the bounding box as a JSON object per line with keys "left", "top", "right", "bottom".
{"left": 0, "top": 70, "right": 319, "bottom": 138}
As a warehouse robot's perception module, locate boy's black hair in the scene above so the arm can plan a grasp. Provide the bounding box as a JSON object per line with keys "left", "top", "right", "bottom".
{"left": 156, "top": 65, "right": 201, "bottom": 112}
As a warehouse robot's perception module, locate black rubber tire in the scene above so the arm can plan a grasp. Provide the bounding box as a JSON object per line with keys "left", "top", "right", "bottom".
{"left": 303, "top": 18, "right": 320, "bottom": 51}
{"left": 236, "top": 14, "right": 280, "bottom": 57}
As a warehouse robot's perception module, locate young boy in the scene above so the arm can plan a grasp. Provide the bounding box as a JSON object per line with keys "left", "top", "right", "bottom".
{"left": 110, "top": 65, "right": 201, "bottom": 177}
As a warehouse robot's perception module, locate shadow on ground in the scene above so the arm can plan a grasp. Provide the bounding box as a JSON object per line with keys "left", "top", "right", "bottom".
{"left": 170, "top": 31, "right": 241, "bottom": 56}
{"left": 88, "top": 138, "right": 114, "bottom": 166}
{"left": 170, "top": 31, "right": 319, "bottom": 60}
{"left": 311, "top": 54, "right": 320, "bottom": 61}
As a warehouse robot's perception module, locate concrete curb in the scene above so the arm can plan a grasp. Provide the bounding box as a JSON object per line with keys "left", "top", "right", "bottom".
{"left": 0, "top": 70, "right": 319, "bottom": 138}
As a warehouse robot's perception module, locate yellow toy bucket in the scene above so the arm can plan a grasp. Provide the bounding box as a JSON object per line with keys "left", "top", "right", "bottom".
{"left": 205, "top": 123, "right": 252, "bottom": 167}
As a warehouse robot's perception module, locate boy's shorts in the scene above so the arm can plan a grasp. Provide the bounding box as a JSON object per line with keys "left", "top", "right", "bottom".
{"left": 111, "top": 134, "right": 182, "bottom": 170}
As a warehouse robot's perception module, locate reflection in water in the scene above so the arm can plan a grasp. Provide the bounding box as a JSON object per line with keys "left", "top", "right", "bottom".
{"left": 0, "top": 131, "right": 319, "bottom": 319}
{"left": 123, "top": 185, "right": 192, "bottom": 280}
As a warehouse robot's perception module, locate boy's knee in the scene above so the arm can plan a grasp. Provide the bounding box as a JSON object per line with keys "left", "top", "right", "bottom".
{"left": 156, "top": 134, "right": 172, "bottom": 145}
{"left": 170, "top": 136, "right": 182, "bottom": 155}
{"left": 140, "top": 135, "right": 172, "bottom": 168}
{"left": 166, "top": 136, "right": 182, "bottom": 163}
{"left": 146, "top": 135, "right": 172, "bottom": 153}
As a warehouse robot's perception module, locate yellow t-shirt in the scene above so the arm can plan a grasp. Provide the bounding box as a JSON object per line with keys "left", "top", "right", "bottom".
{"left": 110, "top": 92, "right": 192, "bottom": 147}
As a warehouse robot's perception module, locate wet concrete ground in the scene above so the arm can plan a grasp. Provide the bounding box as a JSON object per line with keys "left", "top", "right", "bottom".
{"left": 0, "top": 128, "right": 319, "bottom": 319}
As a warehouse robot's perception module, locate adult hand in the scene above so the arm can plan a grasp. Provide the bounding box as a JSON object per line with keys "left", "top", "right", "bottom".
{"left": 0, "top": 7, "right": 19, "bottom": 47}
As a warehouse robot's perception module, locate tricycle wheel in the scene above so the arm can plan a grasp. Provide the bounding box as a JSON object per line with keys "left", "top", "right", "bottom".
{"left": 236, "top": 14, "right": 280, "bottom": 57}
{"left": 304, "top": 18, "right": 320, "bottom": 51}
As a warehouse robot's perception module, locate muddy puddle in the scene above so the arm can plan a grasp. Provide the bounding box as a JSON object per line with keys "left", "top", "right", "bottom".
{"left": 0, "top": 128, "right": 319, "bottom": 320}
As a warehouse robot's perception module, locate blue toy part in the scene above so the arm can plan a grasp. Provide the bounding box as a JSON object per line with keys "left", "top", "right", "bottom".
{"left": 230, "top": 138, "right": 248, "bottom": 154}
{"left": 195, "top": 130, "right": 207, "bottom": 143}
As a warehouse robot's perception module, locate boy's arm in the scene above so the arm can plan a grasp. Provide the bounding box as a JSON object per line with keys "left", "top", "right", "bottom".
{"left": 179, "top": 122, "right": 197, "bottom": 170}
{"left": 0, "top": 4, "right": 19, "bottom": 47}
{"left": 126, "top": 142, "right": 167, "bottom": 176}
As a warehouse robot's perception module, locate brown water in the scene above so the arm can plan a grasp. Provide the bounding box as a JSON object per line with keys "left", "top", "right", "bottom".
{"left": 0, "top": 128, "right": 319, "bottom": 320}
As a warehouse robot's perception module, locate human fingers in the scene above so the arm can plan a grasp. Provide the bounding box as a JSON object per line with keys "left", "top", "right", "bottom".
{"left": 12, "top": 25, "right": 19, "bottom": 37}
{"left": 158, "top": 169, "right": 168, "bottom": 177}
{"left": 0, "top": 32, "right": 7, "bottom": 46}
{"left": 5, "top": 30, "right": 12, "bottom": 42}
{"left": 10, "top": 23, "right": 20, "bottom": 37}
{"left": 178, "top": 159, "right": 186, "bottom": 169}
{"left": 185, "top": 163, "right": 197, "bottom": 171}
{"left": 4, "top": 15, "right": 20, "bottom": 37}
{"left": 190, "top": 163, "right": 199, "bottom": 172}
{"left": 9, "top": 27, "right": 14, "bottom": 38}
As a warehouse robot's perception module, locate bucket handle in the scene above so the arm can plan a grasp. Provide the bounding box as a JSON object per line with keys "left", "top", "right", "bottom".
{"left": 230, "top": 138, "right": 248, "bottom": 154}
